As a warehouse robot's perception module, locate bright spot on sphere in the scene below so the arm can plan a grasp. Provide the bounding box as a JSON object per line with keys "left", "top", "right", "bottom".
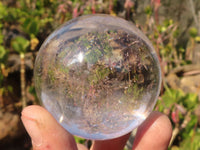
{"left": 78, "top": 52, "right": 84, "bottom": 63}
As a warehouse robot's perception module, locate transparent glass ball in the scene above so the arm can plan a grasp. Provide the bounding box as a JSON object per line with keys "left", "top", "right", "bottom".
{"left": 34, "top": 14, "right": 161, "bottom": 140}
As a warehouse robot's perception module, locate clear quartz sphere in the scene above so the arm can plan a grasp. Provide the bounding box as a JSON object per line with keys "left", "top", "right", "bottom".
{"left": 34, "top": 14, "right": 161, "bottom": 140}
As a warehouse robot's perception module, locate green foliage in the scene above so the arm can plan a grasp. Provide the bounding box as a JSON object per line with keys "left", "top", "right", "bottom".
{"left": 160, "top": 89, "right": 198, "bottom": 111}
{"left": 181, "top": 114, "right": 198, "bottom": 138}
{"left": 144, "top": 5, "right": 153, "bottom": 16}
{"left": 47, "top": 67, "right": 56, "bottom": 84}
{"left": 86, "top": 48, "right": 102, "bottom": 64}
{"left": 179, "top": 130, "right": 200, "bottom": 150}
{"left": 182, "top": 93, "right": 198, "bottom": 110}
{"left": 0, "top": 46, "right": 7, "bottom": 63}
{"left": 0, "top": 6, "right": 7, "bottom": 64}
{"left": 126, "top": 84, "right": 143, "bottom": 99}
{"left": 89, "top": 65, "right": 111, "bottom": 85}
{"left": 0, "top": 32, "right": 3, "bottom": 45}
{"left": 22, "top": 18, "right": 39, "bottom": 36}
{"left": 11, "top": 36, "right": 30, "bottom": 54}
{"left": 0, "top": 73, "right": 3, "bottom": 86}
{"left": 146, "top": 17, "right": 190, "bottom": 72}
{"left": 157, "top": 89, "right": 200, "bottom": 149}
{"left": 0, "top": 2, "right": 7, "bottom": 19}
{"left": 74, "top": 136, "right": 86, "bottom": 144}
{"left": 20, "top": 15, "right": 53, "bottom": 36}
{"left": 189, "top": 27, "right": 198, "bottom": 38}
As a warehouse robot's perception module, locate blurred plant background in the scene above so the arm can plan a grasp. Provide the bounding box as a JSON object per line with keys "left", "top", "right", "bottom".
{"left": 0, "top": 0, "right": 200, "bottom": 149}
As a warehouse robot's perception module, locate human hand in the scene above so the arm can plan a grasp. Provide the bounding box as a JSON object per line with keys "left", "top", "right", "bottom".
{"left": 21, "top": 105, "right": 172, "bottom": 150}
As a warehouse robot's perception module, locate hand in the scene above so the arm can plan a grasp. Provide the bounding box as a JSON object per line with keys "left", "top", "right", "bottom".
{"left": 21, "top": 105, "right": 172, "bottom": 150}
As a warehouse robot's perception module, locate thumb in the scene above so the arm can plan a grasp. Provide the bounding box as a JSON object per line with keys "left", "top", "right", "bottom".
{"left": 21, "top": 105, "right": 78, "bottom": 150}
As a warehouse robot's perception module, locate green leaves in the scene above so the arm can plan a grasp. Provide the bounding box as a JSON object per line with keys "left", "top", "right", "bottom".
{"left": 160, "top": 89, "right": 198, "bottom": 111}
{"left": 0, "top": 23, "right": 7, "bottom": 63}
{"left": 0, "top": 2, "right": 7, "bottom": 20}
{"left": 157, "top": 88, "right": 200, "bottom": 150}
{"left": 88, "top": 65, "right": 111, "bottom": 85}
{"left": 23, "top": 18, "right": 39, "bottom": 36}
{"left": 161, "top": 89, "right": 182, "bottom": 108}
{"left": 11, "top": 36, "right": 30, "bottom": 54}
{"left": 0, "top": 46, "right": 7, "bottom": 63}
{"left": 144, "top": 5, "right": 153, "bottom": 16}
{"left": 189, "top": 27, "right": 198, "bottom": 38}
{"left": 85, "top": 48, "right": 102, "bottom": 64}
{"left": 74, "top": 136, "right": 86, "bottom": 144}
{"left": 182, "top": 93, "right": 198, "bottom": 110}
{"left": 179, "top": 130, "right": 200, "bottom": 150}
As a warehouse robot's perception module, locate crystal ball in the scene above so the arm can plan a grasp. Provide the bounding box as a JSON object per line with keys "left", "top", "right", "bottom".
{"left": 34, "top": 14, "right": 161, "bottom": 140}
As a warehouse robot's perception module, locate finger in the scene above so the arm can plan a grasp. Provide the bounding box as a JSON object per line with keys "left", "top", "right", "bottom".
{"left": 77, "top": 143, "right": 88, "bottom": 150}
{"left": 90, "top": 133, "right": 130, "bottom": 150}
{"left": 132, "top": 111, "right": 172, "bottom": 150}
{"left": 21, "top": 105, "right": 78, "bottom": 150}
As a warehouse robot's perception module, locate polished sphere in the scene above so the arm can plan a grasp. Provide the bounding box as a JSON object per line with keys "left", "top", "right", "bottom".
{"left": 34, "top": 14, "right": 161, "bottom": 140}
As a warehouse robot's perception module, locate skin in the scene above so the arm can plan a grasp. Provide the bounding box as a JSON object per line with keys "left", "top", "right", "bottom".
{"left": 21, "top": 105, "right": 172, "bottom": 150}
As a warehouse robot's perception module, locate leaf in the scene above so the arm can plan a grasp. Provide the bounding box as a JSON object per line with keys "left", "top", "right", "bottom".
{"left": 11, "top": 36, "right": 30, "bottom": 53}
{"left": 22, "top": 18, "right": 39, "bottom": 35}
{"left": 189, "top": 27, "right": 198, "bottom": 38}
{"left": 180, "top": 130, "right": 200, "bottom": 150}
{"left": 0, "top": 46, "right": 7, "bottom": 62}
{"left": 145, "top": 5, "right": 153, "bottom": 15}
{"left": 0, "top": 33, "right": 4, "bottom": 45}
{"left": 74, "top": 136, "right": 86, "bottom": 144}
{"left": 161, "top": 89, "right": 184, "bottom": 108}
{"left": 0, "top": 2, "right": 8, "bottom": 20}
{"left": 181, "top": 114, "right": 198, "bottom": 139}
{"left": 29, "top": 20, "right": 39, "bottom": 35}
{"left": 182, "top": 93, "right": 198, "bottom": 110}
{"left": 23, "top": 18, "right": 32, "bottom": 30}
{"left": 7, "top": 86, "right": 13, "bottom": 93}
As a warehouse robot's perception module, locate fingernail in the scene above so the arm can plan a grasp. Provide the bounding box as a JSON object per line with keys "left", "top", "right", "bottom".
{"left": 21, "top": 115, "right": 43, "bottom": 147}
